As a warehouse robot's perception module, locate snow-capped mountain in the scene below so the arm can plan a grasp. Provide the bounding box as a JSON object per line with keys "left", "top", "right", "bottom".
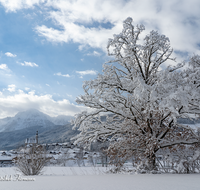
{"left": 0, "top": 109, "right": 72, "bottom": 132}
{"left": 0, "top": 117, "right": 12, "bottom": 127}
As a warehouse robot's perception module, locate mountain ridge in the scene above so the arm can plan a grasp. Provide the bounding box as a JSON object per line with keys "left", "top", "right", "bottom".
{"left": 0, "top": 109, "right": 77, "bottom": 150}
{"left": 0, "top": 109, "right": 73, "bottom": 132}
{"left": 0, "top": 123, "right": 78, "bottom": 150}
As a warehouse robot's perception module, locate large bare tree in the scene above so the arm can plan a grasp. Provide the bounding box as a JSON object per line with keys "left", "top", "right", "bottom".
{"left": 73, "top": 17, "right": 200, "bottom": 172}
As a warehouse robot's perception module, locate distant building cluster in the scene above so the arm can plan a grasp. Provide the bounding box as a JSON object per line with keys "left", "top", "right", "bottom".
{"left": 0, "top": 131, "right": 108, "bottom": 167}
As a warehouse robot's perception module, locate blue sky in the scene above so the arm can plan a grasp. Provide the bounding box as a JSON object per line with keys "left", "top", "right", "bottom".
{"left": 0, "top": 0, "right": 200, "bottom": 118}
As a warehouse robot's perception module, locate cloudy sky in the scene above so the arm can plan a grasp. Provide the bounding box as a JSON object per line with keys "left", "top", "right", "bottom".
{"left": 0, "top": 0, "right": 200, "bottom": 118}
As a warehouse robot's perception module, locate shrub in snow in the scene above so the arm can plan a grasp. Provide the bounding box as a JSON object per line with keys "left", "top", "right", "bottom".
{"left": 72, "top": 17, "right": 200, "bottom": 172}
{"left": 14, "top": 145, "right": 50, "bottom": 175}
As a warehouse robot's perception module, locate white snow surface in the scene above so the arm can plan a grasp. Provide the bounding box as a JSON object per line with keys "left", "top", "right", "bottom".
{"left": 0, "top": 167, "right": 199, "bottom": 190}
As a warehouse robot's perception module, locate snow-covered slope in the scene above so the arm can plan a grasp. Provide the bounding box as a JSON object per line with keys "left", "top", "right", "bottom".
{"left": 0, "top": 109, "right": 72, "bottom": 132}
{"left": 0, "top": 117, "right": 12, "bottom": 127}
{"left": 50, "top": 115, "right": 73, "bottom": 126}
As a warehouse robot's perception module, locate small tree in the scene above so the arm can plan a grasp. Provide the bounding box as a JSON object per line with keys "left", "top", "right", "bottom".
{"left": 57, "top": 149, "right": 70, "bottom": 166}
{"left": 15, "top": 145, "right": 50, "bottom": 175}
{"left": 73, "top": 17, "right": 200, "bottom": 172}
{"left": 75, "top": 146, "right": 85, "bottom": 167}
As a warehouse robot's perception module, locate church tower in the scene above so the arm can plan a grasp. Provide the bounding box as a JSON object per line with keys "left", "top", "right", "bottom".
{"left": 36, "top": 131, "right": 38, "bottom": 144}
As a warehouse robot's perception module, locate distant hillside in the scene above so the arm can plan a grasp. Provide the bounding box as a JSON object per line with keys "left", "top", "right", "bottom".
{"left": 0, "top": 123, "right": 79, "bottom": 150}
{"left": 37, "top": 124, "right": 79, "bottom": 144}
{"left": 0, "top": 109, "right": 77, "bottom": 150}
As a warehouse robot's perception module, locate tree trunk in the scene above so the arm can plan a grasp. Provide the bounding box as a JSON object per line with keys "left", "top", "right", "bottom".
{"left": 147, "top": 154, "right": 157, "bottom": 171}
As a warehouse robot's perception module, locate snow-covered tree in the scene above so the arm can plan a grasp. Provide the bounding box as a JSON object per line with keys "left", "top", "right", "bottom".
{"left": 72, "top": 17, "right": 200, "bottom": 171}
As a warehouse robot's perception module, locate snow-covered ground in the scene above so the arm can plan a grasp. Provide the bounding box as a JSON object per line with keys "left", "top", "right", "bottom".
{"left": 0, "top": 167, "right": 200, "bottom": 190}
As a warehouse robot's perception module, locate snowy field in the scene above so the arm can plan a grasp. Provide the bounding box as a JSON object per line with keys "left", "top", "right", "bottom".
{"left": 0, "top": 167, "right": 200, "bottom": 190}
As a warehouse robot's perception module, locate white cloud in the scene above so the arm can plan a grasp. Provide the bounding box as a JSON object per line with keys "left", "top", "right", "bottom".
{"left": 0, "top": 90, "right": 90, "bottom": 119}
{"left": 20, "top": 61, "right": 38, "bottom": 67}
{"left": 54, "top": 72, "right": 70, "bottom": 78}
{"left": 46, "top": 84, "right": 50, "bottom": 87}
{"left": 0, "top": 0, "right": 45, "bottom": 12}
{"left": 0, "top": 64, "right": 9, "bottom": 71}
{"left": 35, "top": 23, "right": 111, "bottom": 51}
{"left": 66, "top": 93, "right": 73, "bottom": 98}
{"left": 76, "top": 70, "right": 97, "bottom": 76}
{"left": 37, "top": 0, "right": 200, "bottom": 57}
{"left": 25, "top": 87, "right": 30, "bottom": 91}
{"left": 1, "top": 0, "right": 200, "bottom": 58}
{"left": 5, "top": 52, "right": 17, "bottom": 57}
{"left": 7, "top": 84, "right": 16, "bottom": 92}
{"left": 87, "top": 51, "right": 101, "bottom": 56}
